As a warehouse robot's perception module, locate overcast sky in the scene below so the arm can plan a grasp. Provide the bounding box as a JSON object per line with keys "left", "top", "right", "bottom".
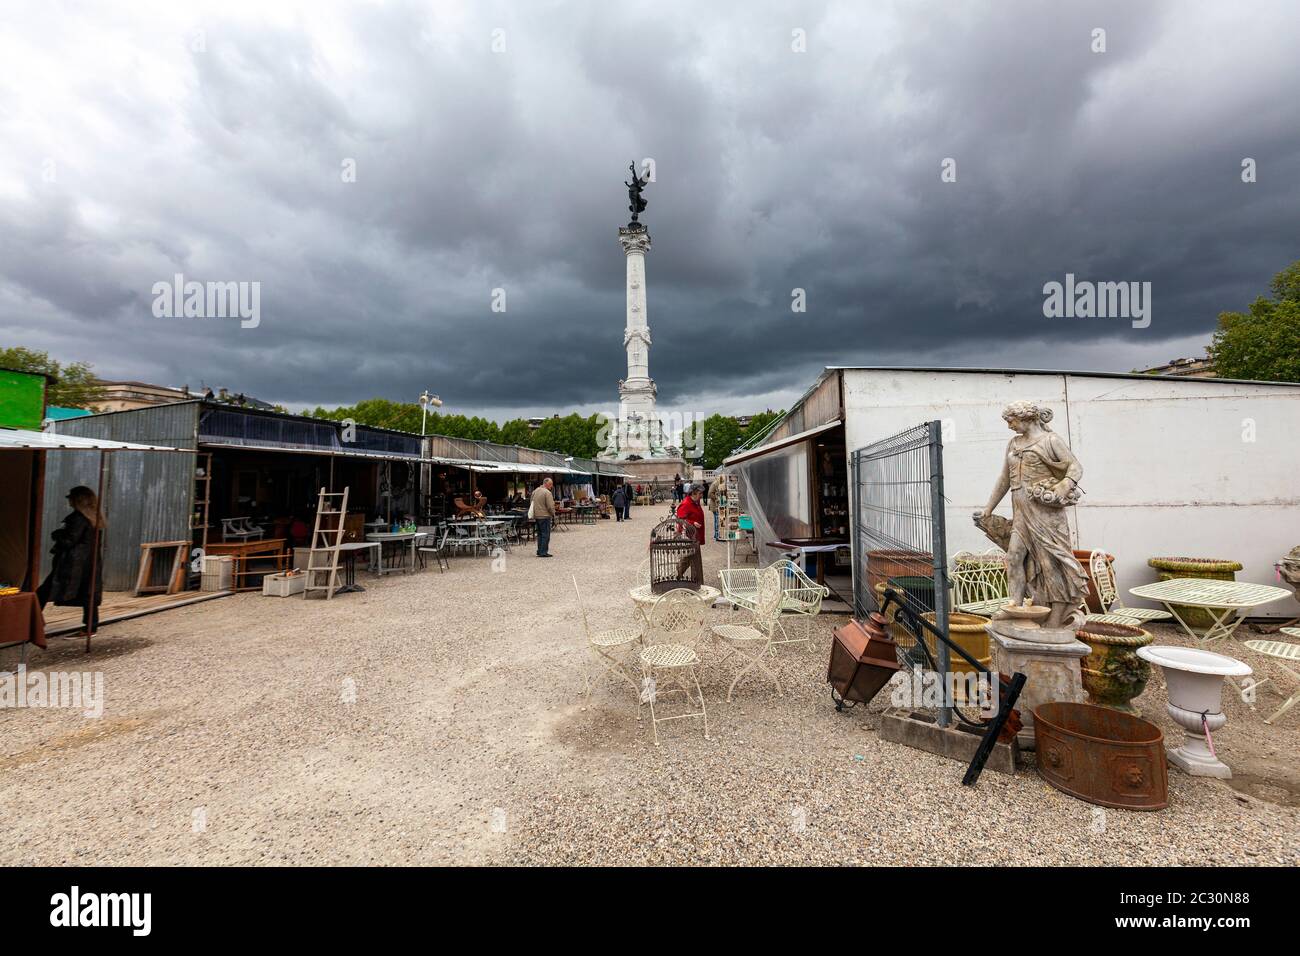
{"left": 2, "top": 0, "right": 1298, "bottom": 421}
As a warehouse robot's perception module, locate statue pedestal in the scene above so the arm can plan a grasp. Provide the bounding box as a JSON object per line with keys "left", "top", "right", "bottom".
{"left": 987, "top": 622, "right": 1088, "bottom": 749}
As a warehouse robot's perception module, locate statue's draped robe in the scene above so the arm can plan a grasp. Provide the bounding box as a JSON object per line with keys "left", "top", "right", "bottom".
{"left": 1005, "top": 433, "right": 1088, "bottom": 609}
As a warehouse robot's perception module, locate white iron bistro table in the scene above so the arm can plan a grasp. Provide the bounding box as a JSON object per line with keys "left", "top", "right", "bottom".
{"left": 1128, "top": 578, "right": 1293, "bottom": 644}
{"left": 630, "top": 584, "right": 721, "bottom": 623}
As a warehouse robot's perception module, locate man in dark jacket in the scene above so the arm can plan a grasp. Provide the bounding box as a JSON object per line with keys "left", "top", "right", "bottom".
{"left": 610, "top": 484, "right": 627, "bottom": 522}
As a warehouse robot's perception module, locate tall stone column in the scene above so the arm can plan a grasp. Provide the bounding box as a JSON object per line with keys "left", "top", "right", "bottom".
{"left": 615, "top": 223, "right": 663, "bottom": 457}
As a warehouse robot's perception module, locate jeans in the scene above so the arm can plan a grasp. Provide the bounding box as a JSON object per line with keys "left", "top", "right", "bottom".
{"left": 712, "top": 511, "right": 720, "bottom": 539}
{"left": 615, "top": 502, "right": 624, "bottom": 521}
{"left": 622, "top": 502, "right": 631, "bottom": 520}
{"left": 535, "top": 518, "right": 552, "bottom": 555}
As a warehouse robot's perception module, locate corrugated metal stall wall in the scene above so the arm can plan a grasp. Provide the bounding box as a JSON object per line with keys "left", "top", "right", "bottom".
{"left": 41, "top": 404, "right": 199, "bottom": 591}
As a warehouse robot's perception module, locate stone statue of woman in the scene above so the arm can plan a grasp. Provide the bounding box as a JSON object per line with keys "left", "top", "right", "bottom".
{"left": 975, "top": 401, "right": 1088, "bottom": 629}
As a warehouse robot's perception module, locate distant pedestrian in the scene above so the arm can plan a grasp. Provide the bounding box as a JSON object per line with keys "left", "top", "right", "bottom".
{"left": 673, "top": 474, "right": 684, "bottom": 503}
{"left": 620, "top": 483, "right": 632, "bottom": 520}
{"left": 531, "top": 478, "right": 556, "bottom": 557}
{"left": 611, "top": 484, "right": 627, "bottom": 522}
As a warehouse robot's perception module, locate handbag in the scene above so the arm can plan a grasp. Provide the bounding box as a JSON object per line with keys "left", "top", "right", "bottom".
{"left": 527, "top": 499, "right": 535, "bottom": 519}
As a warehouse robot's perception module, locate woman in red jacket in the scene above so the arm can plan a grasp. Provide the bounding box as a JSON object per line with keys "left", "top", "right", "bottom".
{"left": 675, "top": 484, "right": 706, "bottom": 544}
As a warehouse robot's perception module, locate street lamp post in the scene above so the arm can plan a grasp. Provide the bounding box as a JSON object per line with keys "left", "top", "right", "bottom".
{"left": 419, "top": 391, "right": 443, "bottom": 436}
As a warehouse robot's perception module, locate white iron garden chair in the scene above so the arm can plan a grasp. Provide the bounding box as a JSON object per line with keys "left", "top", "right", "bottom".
{"left": 718, "top": 566, "right": 762, "bottom": 610}
{"left": 950, "top": 549, "right": 1010, "bottom": 617}
{"left": 639, "top": 588, "right": 710, "bottom": 744}
{"left": 769, "top": 558, "right": 828, "bottom": 650}
{"left": 572, "top": 576, "right": 643, "bottom": 715}
{"left": 1085, "top": 549, "right": 1171, "bottom": 625}
{"left": 1241, "top": 630, "right": 1300, "bottom": 725}
{"left": 710, "top": 567, "right": 784, "bottom": 702}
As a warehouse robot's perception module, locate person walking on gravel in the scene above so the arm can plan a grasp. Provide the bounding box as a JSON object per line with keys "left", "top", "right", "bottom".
{"left": 531, "top": 478, "right": 556, "bottom": 557}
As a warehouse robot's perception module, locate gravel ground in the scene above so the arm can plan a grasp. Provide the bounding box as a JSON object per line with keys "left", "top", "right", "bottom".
{"left": 1, "top": 510, "right": 1296, "bottom": 866}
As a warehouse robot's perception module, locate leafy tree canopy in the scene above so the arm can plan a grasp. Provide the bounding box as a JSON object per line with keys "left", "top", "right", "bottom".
{"left": 0, "top": 346, "right": 105, "bottom": 409}
{"left": 1208, "top": 260, "right": 1300, "bottom": 383}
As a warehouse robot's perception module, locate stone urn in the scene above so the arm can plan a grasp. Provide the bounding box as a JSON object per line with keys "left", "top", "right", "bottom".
{"left": 1147, "top": 557, "right": 1243, "bottom": 631}
{"left": 1076, "top": 621, "right": 1153, "bottom": 714}
{"left": 1137, "top": 644, "right": 1252, "bottom": 779}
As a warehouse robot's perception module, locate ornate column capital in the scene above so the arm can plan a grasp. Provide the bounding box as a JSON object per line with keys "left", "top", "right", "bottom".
{"left": 617, "top": 225, "right": 652, "bottom": 256}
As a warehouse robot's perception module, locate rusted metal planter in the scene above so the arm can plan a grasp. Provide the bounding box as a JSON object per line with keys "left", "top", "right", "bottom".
{"left": 1076, "top": 621, "right": 1153, "bottom": 714}
{"left": 1033, "top": 702, "right": 1168, "bottom": 811}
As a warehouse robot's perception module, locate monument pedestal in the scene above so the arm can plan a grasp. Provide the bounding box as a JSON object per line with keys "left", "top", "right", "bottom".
{"left": 987, "top": 622, "right": 1088, "bottom": 749}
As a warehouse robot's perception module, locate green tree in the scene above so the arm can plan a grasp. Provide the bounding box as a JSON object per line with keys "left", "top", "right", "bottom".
{"left": 1209, "top": 261, "right": 1300, "bottom": 383}
{"left": 531, "top": 413, "right": 602, "bottom": 459}
{"left": 0, "top": 346, "right": 105, "bottom": 408}
{"left": 681, "top": 413, "right": 743, "bottom": 470}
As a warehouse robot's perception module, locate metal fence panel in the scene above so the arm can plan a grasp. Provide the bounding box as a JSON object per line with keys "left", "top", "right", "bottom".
{"left": 851, "top": 420, "right": 951, "bottom": 724}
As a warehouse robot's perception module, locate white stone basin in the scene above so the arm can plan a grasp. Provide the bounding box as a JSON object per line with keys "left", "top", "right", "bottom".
{"left": 1138, "top": 644, "right": 1251, "bottom": 778}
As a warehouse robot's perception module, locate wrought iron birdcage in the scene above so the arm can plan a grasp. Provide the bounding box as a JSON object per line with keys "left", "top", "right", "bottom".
{"left": 649, "top": 518, "right": 702, "bottom": 593}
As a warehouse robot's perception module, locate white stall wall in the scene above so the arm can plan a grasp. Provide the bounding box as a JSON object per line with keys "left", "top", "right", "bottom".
{"left": 841, "top": 369, "right": 1300, "bottom": 616}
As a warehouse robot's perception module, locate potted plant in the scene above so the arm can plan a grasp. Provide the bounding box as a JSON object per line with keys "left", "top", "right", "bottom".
{"left": 1147, "top": 557, "right": 1243, "bottom": 630}
{"left": 1076, "top": 621, "right": 1153, "bottom": 713}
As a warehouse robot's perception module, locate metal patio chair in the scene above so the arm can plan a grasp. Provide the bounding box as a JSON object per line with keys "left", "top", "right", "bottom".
{"left": 1084, "top": 549, "right": 1171, "bottom": 625}
{"left": 769, "top": 558, "right": 828, "bottom": 650}
{"left": 1242, "top": 631, "right": 1300, "bottom": 724}
{"left": 640, "top": 588, "right": 710, "bottom": 744}
{"left": 418, "top": 527, "right": 451, "bottom": 573}
{"left": 573, "top": 576, "right": 643, "bottom": 714}
{"left": 710, "top": 566, "right": 784, "bottom": 702}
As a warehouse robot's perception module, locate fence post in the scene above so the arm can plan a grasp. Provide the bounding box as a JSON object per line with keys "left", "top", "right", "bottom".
{"left": 927, "top": 420, "right": 952, "bottom": 729}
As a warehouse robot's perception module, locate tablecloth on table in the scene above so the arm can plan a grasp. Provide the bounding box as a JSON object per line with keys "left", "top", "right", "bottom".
{"left": 0, "top": 591, "right": 47, "bottom": 649}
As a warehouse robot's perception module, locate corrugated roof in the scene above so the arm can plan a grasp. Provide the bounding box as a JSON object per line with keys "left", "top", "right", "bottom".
{"left": 0, "top": 427, "right": 188, "bottom": 452}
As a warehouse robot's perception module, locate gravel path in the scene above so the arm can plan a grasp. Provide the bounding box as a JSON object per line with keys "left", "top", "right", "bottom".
{"left": 1, "top": 511, "right": 1296, "bottom": 866}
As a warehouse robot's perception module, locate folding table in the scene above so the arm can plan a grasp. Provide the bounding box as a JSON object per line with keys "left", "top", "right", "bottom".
{"left": 1128, "top": 578, "right": 1293, "bottom": 643}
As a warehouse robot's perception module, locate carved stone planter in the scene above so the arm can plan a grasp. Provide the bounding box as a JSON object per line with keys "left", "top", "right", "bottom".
{"left": 1076, "top": 621, "right": 1153, "bottom": 714}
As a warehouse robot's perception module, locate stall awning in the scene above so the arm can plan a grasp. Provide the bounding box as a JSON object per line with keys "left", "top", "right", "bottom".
{"left": 467, "top": 462, "right": 586, "bottom": 475}
{"left": 199, "top": 441, "right": 431, "bottom": 464}
{"left": 0, "top": 428, "right": 188, "bottom": 452}
{"left": 722, "top": 419, "right": 842, "bottom": 467}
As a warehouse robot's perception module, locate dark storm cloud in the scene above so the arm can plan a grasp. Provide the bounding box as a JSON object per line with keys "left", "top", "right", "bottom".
{"left": 1, "top": 0, "right": 1298, "bottom": 417}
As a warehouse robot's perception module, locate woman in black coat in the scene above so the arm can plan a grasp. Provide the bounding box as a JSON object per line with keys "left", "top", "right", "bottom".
{"left": 36, "top": 485, "right": 105, "bottom": 633}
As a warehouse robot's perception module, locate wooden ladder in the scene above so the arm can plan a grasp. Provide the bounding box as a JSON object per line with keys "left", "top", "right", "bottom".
{"left": 304, "top": 486, "right": 349, "bottom": 599}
